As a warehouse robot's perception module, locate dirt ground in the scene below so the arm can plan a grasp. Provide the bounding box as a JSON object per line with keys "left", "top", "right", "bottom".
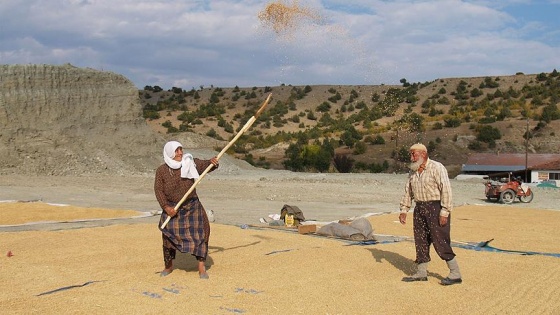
{"left": 2, "top": 170, "right": 560, "bottom": 314}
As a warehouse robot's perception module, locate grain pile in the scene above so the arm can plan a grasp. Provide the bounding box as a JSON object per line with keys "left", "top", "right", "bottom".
{"left": 2, "top": 204, "right": 560, "bottom": 314}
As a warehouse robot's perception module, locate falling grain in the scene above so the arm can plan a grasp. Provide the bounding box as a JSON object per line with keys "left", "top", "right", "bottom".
{"left": 258, "top": 0, "right": 324, "bottom": 34}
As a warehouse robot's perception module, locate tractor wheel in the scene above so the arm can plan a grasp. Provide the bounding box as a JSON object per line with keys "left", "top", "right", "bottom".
{"left": 499, "top": 189, "right": 515, "bottom": 204}
{"left": 519, "top": 191, "right": 534, "bottom": 203}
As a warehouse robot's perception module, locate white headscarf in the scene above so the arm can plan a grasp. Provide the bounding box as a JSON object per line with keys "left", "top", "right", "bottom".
{"left": 163, "top": 141, "right": 200, "bottom": 179}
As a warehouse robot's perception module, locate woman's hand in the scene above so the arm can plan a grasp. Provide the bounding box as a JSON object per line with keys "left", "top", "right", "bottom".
{"left": 165, "top": 205, "right": 177, "bottom": 217}
{"left": 210, "top": 157, "right": 219, "bottom": 167}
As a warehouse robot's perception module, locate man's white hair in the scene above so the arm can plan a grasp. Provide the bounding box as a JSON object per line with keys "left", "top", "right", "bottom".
{"left": 410, "top": 143, "right": 427, "bottom": 152}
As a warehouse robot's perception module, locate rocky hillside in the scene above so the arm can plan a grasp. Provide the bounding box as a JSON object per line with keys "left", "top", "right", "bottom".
{"left": 0, "top": 64, "right": 257, "bottom": 176}
{"left": 0, "top": 64, "right": 164, "bottom": 175}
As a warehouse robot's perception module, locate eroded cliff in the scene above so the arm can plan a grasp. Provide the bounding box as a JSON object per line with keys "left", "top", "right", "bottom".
{"left": 0, "top": 64, "right": 162, "bottom": 175}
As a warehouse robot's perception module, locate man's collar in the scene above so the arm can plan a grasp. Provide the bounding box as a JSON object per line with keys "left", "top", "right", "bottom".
{"left": 417, "top": 158, "right": 430, "bottom": 173}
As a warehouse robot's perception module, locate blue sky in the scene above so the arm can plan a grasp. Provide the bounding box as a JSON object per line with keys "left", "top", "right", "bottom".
{"left": 1, "top": 0, "right": 558, "bottom": 89}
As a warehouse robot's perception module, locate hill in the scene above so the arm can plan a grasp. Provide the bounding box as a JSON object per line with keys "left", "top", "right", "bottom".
{"left": 0, "top": 64, "right": 254, "bottom": 176}
{"left": 140, "top": 70, "right": 560, "bottom": 177}
{"left": 2, "top": 64, "right": 557, "bottom": 177}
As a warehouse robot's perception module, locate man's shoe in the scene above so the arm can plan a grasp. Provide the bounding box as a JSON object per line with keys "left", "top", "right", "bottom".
{"left": 402, "top": 276, "right": 428, "bottom": 282}
{"left": 440, "top": 277, "right": 462, "bottom": 285}
{"left": 160, "top": 270, "right": 172, "bottom": 277}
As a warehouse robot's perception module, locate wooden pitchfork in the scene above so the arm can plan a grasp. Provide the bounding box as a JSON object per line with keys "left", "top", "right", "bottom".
{"left": 160, "top": 93, "right": 272, "bottom": 229}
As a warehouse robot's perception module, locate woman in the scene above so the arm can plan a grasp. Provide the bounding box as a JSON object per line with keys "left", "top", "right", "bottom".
{"left": 154, "top": 141, "right": 219, "bottom": 279}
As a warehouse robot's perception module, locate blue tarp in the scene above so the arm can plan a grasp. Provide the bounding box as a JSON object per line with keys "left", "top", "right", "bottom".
{"left": 452, "top": 239, "right": 560, "bottom": 258}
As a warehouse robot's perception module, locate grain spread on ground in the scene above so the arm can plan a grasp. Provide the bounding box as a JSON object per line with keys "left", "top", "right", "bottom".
{"left": 0, "top": 202, "right": 143, "bottom": 225}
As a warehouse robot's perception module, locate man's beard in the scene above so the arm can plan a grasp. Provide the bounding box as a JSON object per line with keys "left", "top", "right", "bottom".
{"left": 409, "top": 157, "right": 425, "bottom": 171}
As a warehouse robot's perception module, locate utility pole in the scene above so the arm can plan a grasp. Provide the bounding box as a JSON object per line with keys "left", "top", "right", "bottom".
{"left": 395, "top": 128, "right": 399, "bottom": 150}
{"left": 525, "top": 118, "right": 529, "bottom": 182}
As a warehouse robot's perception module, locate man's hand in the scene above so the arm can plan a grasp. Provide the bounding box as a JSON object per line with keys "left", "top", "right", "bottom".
{"left": 439, "top": 215, "right": 448, "bottom": 227}
{"left": 399, "top": 213, "right": 407, "bottom": 225}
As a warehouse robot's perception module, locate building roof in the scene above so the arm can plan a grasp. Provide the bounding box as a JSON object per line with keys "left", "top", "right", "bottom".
{"left": 461, "top": 165, "right": 526, "bottom": 172}
{"left": 462, "top": 153, "right": 560, "bottom": 172}
{"left": 529, "top": 159, "right": 560, "bottom": 171}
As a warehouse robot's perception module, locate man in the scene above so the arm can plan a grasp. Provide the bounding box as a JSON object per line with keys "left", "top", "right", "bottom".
{"left": 399, "top": 143, "right": 462, "bottom": 285}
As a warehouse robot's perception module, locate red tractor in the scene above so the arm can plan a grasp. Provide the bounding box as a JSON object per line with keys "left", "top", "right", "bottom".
{"left": 484, "top": 173, "right": 534, "bottom": 204}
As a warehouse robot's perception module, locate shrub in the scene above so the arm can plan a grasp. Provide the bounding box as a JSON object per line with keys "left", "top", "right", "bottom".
{"left": 317, "top": 102, "right": 331, "bottom": 112}
{"left": 541, "top": 103, "right": 560, "bottom": 122}
{"left": 306, "top": 111, "right": 317, "bottom": 120}
{"left": 468, "top": 140, "right": 483, "bottom": 151}
{"left": 353, "top": 141, "right": 367, "bottom": 155}
{"left": 444, "top": 116, "right": 462, "bottom": 128}
{"left": 206, "top": 128, "right": 217, "bottom": 138}
{"left": 476, "top": 125, "right": 501, "bottom": 143}
{"left": 333, "top": 154, "right": 354, "bottom": 173}
{"left": 368, "top": 135, "right": 385, "bottom": 145}
{"left": 143, "top": 111, "right": 160, "bottom": 120}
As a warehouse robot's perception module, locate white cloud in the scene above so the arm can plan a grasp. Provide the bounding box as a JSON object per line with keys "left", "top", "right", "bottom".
{"left": 1, "top": 0, "right": 558, "bottom": 88}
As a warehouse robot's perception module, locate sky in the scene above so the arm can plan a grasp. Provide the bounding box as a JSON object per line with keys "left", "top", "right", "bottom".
{"left": 1, "top": 0, "right": 559, "bottom": 90}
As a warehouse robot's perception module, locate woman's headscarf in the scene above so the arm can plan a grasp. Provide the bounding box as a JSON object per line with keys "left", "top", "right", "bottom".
{"left": 163, "top": 141, "right": 200, "bottom": 179}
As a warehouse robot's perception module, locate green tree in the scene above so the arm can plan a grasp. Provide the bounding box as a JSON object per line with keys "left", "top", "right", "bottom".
{"left": 300, "top": 144, "right": 329, "bottom": 172}
{"left": 476, "top": 125, "right": 501, "bottom": 143}
{"left": 468, "top": 140, "right": 483, "bottom": 151}
{"left": 394, "top": 146, "right": 410, "bottom": 163}
{"left": 340, "top": 125, "right": 362, "bottom": 147}
{"left": 367, "top": 135, "right": 385, "bottom": 145}
{"left": 541, "top": 103, "right": 560, "bottom": 122}
{"left": 405, "top": 113, "right": 425, "bottom": 132}
{"left": 317, "top": 101, "right": 331, "bottom": 112}
{"left": 353, "top": 141, "right": 367, "bottom": 155}
{"left": 306, "top": 111, "right": 317, "bottom": 120}
{"left": 206, "top": 128, "right": 218, "bottom": 138}
{"left": 444, "top": 116, "right": 462, "bottom": 128}
{"left": 283, "top": 143, "right": 305, "bottom": 171}
{"left": 333, "top": 154, "right": 354, "bottom": 173}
